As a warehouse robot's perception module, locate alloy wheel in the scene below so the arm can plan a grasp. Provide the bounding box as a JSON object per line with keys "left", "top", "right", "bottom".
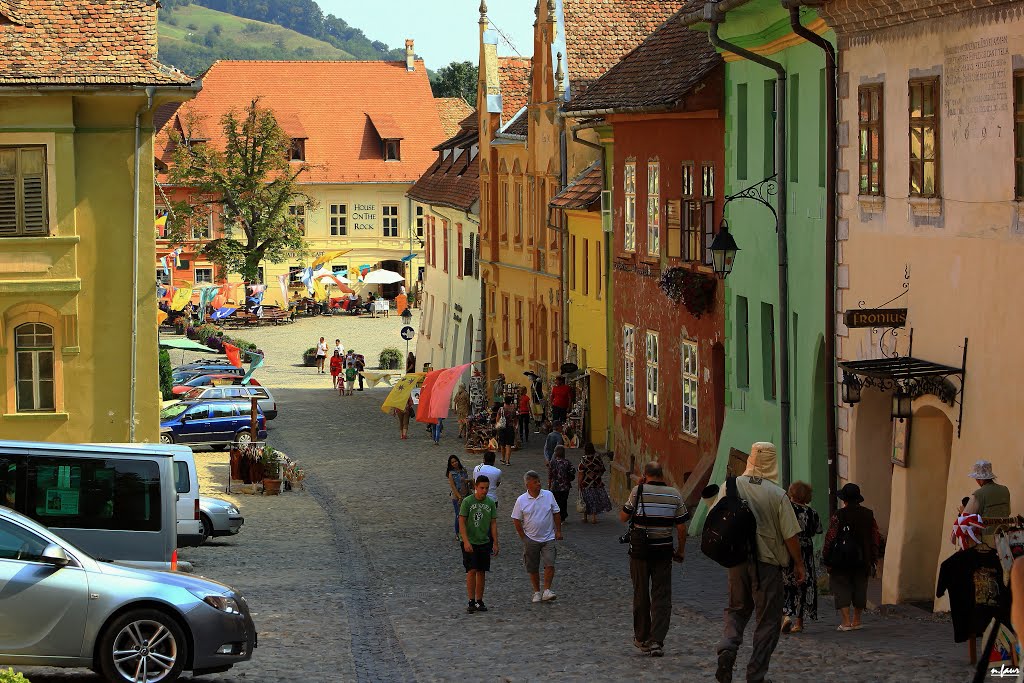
{"left": 235, "top": 431, "right": 252, "bottom": 446}
{"left": 111, "top": 619, "right": 178, "bottom": 682}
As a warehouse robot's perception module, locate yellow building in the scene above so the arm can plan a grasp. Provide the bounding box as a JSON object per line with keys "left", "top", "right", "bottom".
{"left": 156, "top": 46, "right": 453, "bottom": 305}
{"left": 0, "top": 0, "right": 198, "bottom": 443}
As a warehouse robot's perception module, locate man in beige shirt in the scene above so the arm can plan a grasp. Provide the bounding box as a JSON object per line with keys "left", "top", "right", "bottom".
{"left": 716, "top": 443, "right": 805, "bottom": 683}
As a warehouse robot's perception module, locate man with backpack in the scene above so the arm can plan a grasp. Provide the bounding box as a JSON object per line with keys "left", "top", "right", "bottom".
{"left": 711, "top": 442, "right": 805, "bottom": 683}
{"left": 619, "top": 461, "right": 689, "bottom": 658}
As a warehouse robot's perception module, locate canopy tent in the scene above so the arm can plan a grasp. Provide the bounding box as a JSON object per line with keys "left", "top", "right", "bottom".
{"left": 159, "top": 338, "right": 218, "bottom": 353}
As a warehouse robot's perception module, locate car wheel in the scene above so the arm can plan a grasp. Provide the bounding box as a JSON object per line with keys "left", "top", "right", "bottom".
{"left": 97, "top": 608, "right": 187, "bottom": 683}
{"left": 200, "top": 514, "right": 213, "bottom": 544}
{"left": 235, "top": 431, "right": 252, "bottom": 447}
{"left": 159, "top": 433, "right": 174, "bottom": 445}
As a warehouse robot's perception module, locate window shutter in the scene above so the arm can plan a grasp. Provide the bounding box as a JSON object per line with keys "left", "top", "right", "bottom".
{"left": 0, "top": 149, "right": 17, "bottom": 236}
{"left": 666, "top": 199, "right": 681, "bottom": 258}
{"left": 19, "top": 148, "right": 46, "bottom": 235}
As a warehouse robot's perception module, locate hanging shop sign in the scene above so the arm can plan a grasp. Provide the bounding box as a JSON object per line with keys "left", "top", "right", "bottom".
{"left": 844, "top": 308, "right": 908, "bottom": 329}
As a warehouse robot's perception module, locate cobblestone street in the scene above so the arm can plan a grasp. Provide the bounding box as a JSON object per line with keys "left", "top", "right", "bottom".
{"left": 24, "top": 317, "right": 974, "bottom": 682}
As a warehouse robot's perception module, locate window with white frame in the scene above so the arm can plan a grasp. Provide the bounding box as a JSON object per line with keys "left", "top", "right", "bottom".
{"left": 415, "top": 205, "right": 424, "bottom": 238}
{"left": 15, "top": 322, "right": 55, "bottom": 412}
{"left": 681, "top": 339, "right": 699, "bottom": 436}
{"left": 194, "top": 267, "right": 214, "bottom": 284}
{"left": 289, "top": 205, "right": 305, "bottom": 235}
{"left": 647, "top": 161, "right": 660, "bottom": 256}
{"left": 623, "top": 324, "right": 636, "bottom": 410}
{"left": 330, "top": 204, "right": 347, "bottom": 236}
{"left": 382, "top": 204, "right": 399, "bottom": 237}
{"left": 624, "top": 162, "right": 636, "bottom": 252}
{"left": 645, "top": 331, "right": 659, "bottom": 421}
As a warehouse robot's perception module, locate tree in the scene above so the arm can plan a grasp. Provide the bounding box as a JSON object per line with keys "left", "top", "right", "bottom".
{"left": 167, "top": 99, "right": 310, "bottom": 286}
{"left": 431, "top": 61, "right": 478, "bottom": 104}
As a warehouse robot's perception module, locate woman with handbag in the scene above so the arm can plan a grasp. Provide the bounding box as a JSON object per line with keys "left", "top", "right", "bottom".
{"left": 823, "top": 483, "right": 881, "bottom": 632}
{"left": 576, "top": 442, "right": 612, "bottom": 524}
{"left": 446, "top": 455, "right": 471, "bottom": 540}
{"left": 496, "top": 397, "right": 518, "bottom": 466}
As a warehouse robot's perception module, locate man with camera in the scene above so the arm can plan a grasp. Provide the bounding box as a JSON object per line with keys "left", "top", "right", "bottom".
{"left": 619, "top": 461, "right": 689, "bottom": 658}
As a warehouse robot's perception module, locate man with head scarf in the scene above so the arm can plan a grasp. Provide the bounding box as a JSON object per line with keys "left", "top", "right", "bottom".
{"left": 715, "top": 442, "right": 805, "bottom": 683}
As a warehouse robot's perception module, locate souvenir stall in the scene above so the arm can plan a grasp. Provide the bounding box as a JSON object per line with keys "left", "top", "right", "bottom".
{"left": 564, "top": 372, "right": 589, "bottom": 449}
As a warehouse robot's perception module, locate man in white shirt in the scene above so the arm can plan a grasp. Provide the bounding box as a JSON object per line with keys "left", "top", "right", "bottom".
{"left": 472, "top": 451, "right": 502, "bottom": 507}
{"left": 334, "top": 338, "right": 345, "bottom": 356}
{"left": 511, "top": 470, "right": 563, "bottom": 603}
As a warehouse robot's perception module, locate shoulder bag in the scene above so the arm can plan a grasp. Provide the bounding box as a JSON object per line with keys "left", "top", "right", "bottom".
{"left": 618, "top": 483, "right": 649, "bottom": 559}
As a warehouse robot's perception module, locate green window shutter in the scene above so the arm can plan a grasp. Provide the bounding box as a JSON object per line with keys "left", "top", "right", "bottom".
{"left": 0, "top": 149, "right": 17, "bottom": 236}
{"left": 20, "top": 147, "right": 47, "bottom": 235}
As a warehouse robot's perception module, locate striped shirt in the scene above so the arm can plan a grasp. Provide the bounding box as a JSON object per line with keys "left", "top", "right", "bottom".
{"left": 622, "top": 482, "right": 690, "bottom": 547}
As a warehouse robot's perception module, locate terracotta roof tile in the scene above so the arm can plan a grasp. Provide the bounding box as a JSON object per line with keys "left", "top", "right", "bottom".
{"left": 563, "top": 0, "right": 684, "bottom": 96}
{"left": 435, "top": 97, "right": 474, "bottom": 138}
{"left": 0, "top": 0, "right": 194, "bottom": 86}
{"left": 498, "top": 57, "right": 531, "bottom": 124}
{"left": 406, "top": 115, "right": 480, "bottom": 213}
{"left": 368, "top": 112, "right": 404, "bottom": 140}
{"left": 566, "top": 6, "right": 721, "bottom": 112}
{"left": 550, "top": 160, "right": 602, "bottom": 209}
{"left": 502, "top": 109, "right": 529, "bottom": 138}
{"left": 160, "top": 60, "right": 447, "bottom": 185}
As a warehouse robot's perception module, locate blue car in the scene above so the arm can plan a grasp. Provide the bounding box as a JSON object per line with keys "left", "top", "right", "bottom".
{"left": 160, "top": 400, "right": 267, "bottom": 448}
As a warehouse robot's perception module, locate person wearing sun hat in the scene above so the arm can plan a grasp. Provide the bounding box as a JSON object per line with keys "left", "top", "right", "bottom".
{"left": 822, "top": 483, "right": 881, "bottom": 633}
{"left": 963, "top": 460, "right": 1011, "bottom": 520}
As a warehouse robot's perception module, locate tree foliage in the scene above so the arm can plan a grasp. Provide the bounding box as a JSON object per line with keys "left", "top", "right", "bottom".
{"left": 166, "top": 100, "right": 310, "bottom": 283}
{"left": 431, "top": 61, "right": 478, "bottom": 103}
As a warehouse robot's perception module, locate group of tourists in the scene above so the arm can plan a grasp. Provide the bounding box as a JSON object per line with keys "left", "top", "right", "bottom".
{"left": 314, "top": 336, "right": 364, "bottom": 396}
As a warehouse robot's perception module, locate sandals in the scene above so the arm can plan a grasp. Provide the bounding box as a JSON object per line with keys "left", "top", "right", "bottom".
{"left": 837, "top": 624, "right": 855, "bottom": 632}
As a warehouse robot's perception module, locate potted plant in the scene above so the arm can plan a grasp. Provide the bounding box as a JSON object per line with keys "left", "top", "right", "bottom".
{"left": 261, "top": 446, "right": 283, "bottom": 495}
{"left": 378, "top": 347, "right": 402, "bottom": 370}
{"left": 302, "top": 347, "right": 318, "bottom": 367}
{"left": 283, "top": 458, "right": 306, "bottom": 491}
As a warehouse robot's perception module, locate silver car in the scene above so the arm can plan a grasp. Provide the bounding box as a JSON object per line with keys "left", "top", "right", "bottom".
{"left": 176, "top": 384, "right": 278, "bottom": 420}
{"left": 0, "top": 506, "right": 256, "bottom": 681}
{"left": 199, "top": 496, "right": 244, "bottom": 544}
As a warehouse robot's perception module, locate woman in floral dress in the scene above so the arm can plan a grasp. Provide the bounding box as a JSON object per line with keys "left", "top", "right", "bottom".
{"left": 782, "top": 481, "right": 823, "bottom": 633}
{"left": 576, "top": 443, "right": 612, "bottom": 524}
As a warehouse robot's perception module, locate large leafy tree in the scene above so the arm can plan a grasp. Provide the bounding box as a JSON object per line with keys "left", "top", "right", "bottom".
{"left": 167, "top": 99, "right": 310, "bottom": 284}
{"left": 431, "top": 61, "right": 478, "bottom": 104}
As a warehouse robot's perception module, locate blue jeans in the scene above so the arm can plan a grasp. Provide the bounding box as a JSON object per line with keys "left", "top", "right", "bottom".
{"left": 452, "top": 498, "right": 461, "bottom": 535}
{"left": 433, "top": 418, "right": 444, "bottom": 443}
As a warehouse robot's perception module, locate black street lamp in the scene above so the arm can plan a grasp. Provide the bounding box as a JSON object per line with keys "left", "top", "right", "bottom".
{"left": 891, "top": 388, "right": 913, "bottom": 421}
{"left": 709, "top": 220, "right": 740, "bottom": 279}
{"left": 841, "top": 373, "right": 862, "bottom": 405}
{"left": 401, "top": 308, "right": 413, "bottom": 326}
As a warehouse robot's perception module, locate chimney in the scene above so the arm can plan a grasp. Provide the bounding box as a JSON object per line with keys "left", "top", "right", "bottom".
{"left": 405, "top": 39, "right": 415, "bottom": 72}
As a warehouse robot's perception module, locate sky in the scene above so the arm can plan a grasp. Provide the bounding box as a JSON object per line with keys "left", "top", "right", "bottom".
{"left": 318, "top": 0, "right": 536, "bottom": 69}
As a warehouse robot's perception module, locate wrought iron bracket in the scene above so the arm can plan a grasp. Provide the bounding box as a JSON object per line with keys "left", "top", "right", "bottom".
{"left": 722, "top": 174, "right": 779, "bottom": 229}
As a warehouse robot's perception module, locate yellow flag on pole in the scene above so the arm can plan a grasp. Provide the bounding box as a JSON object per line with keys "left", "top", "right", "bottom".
{"left": 312, "top": 250, "right": 351, "bottom": 271}
{"left": 381, "top": 373, "right": 425, "bottom": 414}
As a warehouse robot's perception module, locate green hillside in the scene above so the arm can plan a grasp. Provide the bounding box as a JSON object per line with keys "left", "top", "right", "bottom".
{"left": 158, "top": 5, "right": 354, "bottom": 76}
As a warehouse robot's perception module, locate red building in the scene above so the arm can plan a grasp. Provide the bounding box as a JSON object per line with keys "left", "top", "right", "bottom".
{"left": 564, "top": 14, "right": 726, "bottom": 504}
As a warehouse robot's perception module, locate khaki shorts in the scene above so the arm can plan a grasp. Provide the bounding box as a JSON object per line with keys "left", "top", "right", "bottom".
{"left": 523, "top": 539, "right": 556, "bottom": 574}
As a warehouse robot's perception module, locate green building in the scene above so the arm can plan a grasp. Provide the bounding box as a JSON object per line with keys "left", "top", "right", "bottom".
{"left": 691, "top": 1, "right": 836, "bottom": 528}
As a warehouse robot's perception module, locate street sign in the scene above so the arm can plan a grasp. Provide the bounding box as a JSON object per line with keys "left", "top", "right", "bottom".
{"left": 400, "top": 326, "right": 415, "bottom": 341}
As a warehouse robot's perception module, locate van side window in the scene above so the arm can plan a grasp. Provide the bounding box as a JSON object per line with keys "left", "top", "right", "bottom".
{"left": 173, "top": 461, "right": 190, "bottom": 494}
{"left": 25, "top": 458, "right": 162, "bottom": 532}
{"left": 0, "top": 456, "right": 21, "bottom": 509}
{"left": 206, "top": 388, "right": 225, "bottom": 399}
{"left": 0, "top": 518, "right": 47, "bottom": 562}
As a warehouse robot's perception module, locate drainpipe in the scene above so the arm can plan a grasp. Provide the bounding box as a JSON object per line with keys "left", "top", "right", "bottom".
{"left": 786, "top": 1, "right": 839, "bottom": 516}
{"left": 559, "top": 128, "right": 569, "bottom": 373}
{"left": 708, "top": 8, "right": 792, "bottom": 486}
{"left": 130, "top": 86, "right": 156, "bottom": 443}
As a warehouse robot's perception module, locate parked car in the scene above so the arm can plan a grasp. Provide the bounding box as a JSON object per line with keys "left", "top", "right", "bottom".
{"left": 0, "top": 505, "right": 256, "bottom": 681}
{"left": 172, "top": 374, "right": 263, "bottom": 396}
{"left": 160, "top": 400, "right": 267, "bottom": 448}
{"left": 173, "top": 384, "right": 278, "bottom": 420}
{"left": 173, "top": 450, "right": 203, "bottom": 548}
{"left": 199, "top": 496, "right": 244, "bottom": 544}
{"left": 0, "top": 441, "right": 184, "bottom": 571}
{"left": 171, "top": 365, "right": 246, "bottom": 385}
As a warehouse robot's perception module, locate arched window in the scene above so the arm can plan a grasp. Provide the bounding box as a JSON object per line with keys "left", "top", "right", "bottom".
{"left": 15, "top": 322, "right": 55, "bottom": 412}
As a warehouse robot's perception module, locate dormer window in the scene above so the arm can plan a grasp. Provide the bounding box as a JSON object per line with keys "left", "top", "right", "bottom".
{"left": 289, "top": 138, "right": 305, "bottom": 162}
{"left": 384, "top": 139, "right": 401, "bottom": 162}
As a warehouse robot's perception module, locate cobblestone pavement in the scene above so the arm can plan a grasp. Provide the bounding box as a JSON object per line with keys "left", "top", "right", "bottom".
{"left": 22, "top": 318, "right": 974, "bottom": 682}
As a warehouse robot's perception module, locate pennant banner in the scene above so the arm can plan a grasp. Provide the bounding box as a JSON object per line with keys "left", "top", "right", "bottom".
{"left": 170, "top": 285, "right": 193, "bottom": 311}
{"left": 156, "top": 309, "right": 168, "bottom": 326}
{"left": 415, "top": 370, "right": 443, "bottom": 424}
{"left": 311, "top": 249, "right": 351, "bottom": 271}
{"left": 381, "top": 373, "right": 425, "bottom": 415}
{"left": 427, "top": 363, "right": 472, "bottom": 420}
{"left": 312, "top": 278, "right": 328, "bottom": 303}
{"left": 198, "top": 285, "right": 219, "bottom": 315}
{"left": 241, "top": 351, "right": 265, "bottom": 385}
{"left": 224, "top": 343, "right": 242, "bottom": 369}
{"left": 277, "top": 273, "right": 290, "bottom": 306}
{"left": 361, "top": 371, "right": 396, "bottom": 389}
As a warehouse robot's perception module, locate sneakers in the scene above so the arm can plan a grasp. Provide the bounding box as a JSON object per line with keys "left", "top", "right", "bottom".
{"left": 542, "top": 589, "right": 557, "bottom": 602}
{"left": 475, "top": 601, "right": 488, "bottom": 612}
{"left": 715, "top": 649, "right": 736, "bottom": 683}
{"left": 466, "top": 600, "right": 476, "bottom": 614}
{"left": 633, "top": 638, "right": 651, "bottom": 653}
{"left": 531, "top": 591, "right": 543, "bottom": 603}
{"left": 647, "top": 642, "right": 664, "bottom": 658}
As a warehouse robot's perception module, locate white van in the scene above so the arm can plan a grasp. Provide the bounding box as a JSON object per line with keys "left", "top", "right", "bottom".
{"left": 0, "top": 440, "right": 184, "bottom": 570}
{"left": 172, "top": 449, "right": 203, "bottom": 547}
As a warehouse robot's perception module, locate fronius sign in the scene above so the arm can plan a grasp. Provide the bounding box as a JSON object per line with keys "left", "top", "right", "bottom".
{"left": 844, "top": 308, "right": 908, "bottom": 328}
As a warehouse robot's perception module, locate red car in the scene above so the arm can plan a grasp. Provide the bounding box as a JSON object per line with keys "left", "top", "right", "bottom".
{"left": 171, "top": 374, "right": 262, "bottom": 396}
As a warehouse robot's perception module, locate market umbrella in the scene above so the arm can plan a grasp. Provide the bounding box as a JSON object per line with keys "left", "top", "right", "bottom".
{"left": 159, "top": 338, "right": 218, "bottom": 353}
{"left": 361, "top": 269, "right": 405, "bottom": 285}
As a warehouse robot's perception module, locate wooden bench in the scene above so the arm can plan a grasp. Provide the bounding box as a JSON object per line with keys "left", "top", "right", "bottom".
{"left": 261, "top": 307, "right": 293, "bottom": 325}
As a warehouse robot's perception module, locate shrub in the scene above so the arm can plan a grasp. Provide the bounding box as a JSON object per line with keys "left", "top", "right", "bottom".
{"left": 186, "top": 22, "right": 198, "bottom": 30}
{"left": 174, "top": 318, "right": 186, "bottom": 335}
{"left": 0, "top": 669, "right": 30, "bottom": 683}
{"left": 379, "top": 347, "right": 402, "bottom": 370}
{"left": 195, "top": 323, "right": 221, "bottom": 343}
{"left": 185, "top": 325, "right": 198, "bottom": 340}
{"left": 302, "top": 347, "right": 318, "bottom": 366}
{"left": 159, "top": 349, "right": 174, "bottom": 400}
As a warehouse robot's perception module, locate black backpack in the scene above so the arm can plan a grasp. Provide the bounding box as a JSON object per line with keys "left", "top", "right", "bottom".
{"left": 701, "top": 477, "right": 758, "bottom": 568}
{"left": 823, "top": 513, "right": 864, "bottom": 571}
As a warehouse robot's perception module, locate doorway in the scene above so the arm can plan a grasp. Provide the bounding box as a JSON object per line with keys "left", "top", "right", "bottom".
{"left": 380, "top": 260, "right": 405, "bottom": 299}
{"left": 463, "top": 315, "right": 475, "bottom": 366}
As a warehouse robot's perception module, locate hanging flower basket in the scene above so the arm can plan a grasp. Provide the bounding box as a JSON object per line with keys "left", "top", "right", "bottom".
{"left": 658, "top": 267, "right": 717, "bottom": 319}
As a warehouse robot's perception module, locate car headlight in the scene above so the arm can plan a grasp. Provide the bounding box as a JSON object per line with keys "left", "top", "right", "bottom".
{"left": 226, "top": 506, "right": 240, "bottom": 515}
{"left": 190, "top": 591, "right": 241, "bottom": 615}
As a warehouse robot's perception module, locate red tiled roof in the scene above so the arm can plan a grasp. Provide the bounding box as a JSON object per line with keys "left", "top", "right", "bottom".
{"left": 502, "top": 109, "right": 529, "bottom": 139}
{"left": 159, "top": 60, "right": 447, "bottom": 184}
{"left": 0, "top": 0, "right": 194, "bottom": 86}
{"left": 498, "top": 57, "right": 531, "bottom": 123}
{"left": 368, "top": 112, "right": 404, "bottom": 140}
{"left": 436, "top": 97, "right": 474, "bottom": 138}
{"left": 566, "top": 6, "right": 722, "bottom": 112}
{"left": 563, "top": 0, "right": 684, "bottom": 95}
{"left": 550, "top": 160, "right": 602, "bottom": 210}
{"left": 407, "top": 115, "right": 480, "bottom": 213}
{"left": 153, "top": 101, "right": 184, "bottom": 134}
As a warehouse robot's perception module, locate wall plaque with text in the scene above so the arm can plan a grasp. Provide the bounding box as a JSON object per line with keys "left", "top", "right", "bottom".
{"left": 844, "top": 308, "right": 907, "bottom": 328}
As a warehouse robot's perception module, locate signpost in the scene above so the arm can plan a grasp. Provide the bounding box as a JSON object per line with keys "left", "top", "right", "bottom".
{"left": 401, "top": 324, "right": 415, "bottom": 366}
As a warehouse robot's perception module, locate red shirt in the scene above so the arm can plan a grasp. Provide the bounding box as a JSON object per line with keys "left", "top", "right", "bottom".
{"left": 518, "top": 394, "right": 530, "bottom": 414}
{"left": 329, "top": 356, "right": 343, "bottom": 376}
{"left": 551, "top": 384, "right": 572, "bottom": 409}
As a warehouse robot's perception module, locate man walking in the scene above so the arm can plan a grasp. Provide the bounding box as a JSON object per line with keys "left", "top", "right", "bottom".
{"left": 716, "top": 442, "right": 805, "bottom": 683}
{"left": 460, "top": 476, "right": 499, "bottom": 613}
{"left": 472, "top": 451, "right": 502, "bottom": 508}
{"left": 354, "top": 351, "right": 366, "bottom": 391}
{"left": 543, "top": 422, "right": 564, "bottom": 464}
{"left": 511, "top": 470, "right": 562, "bottom": 603}
{"left": 550, "top": 375, "right": 572, "bottom": 423}
{"left": 548, "top": 445, "right": 574, "bottom": 522}
{"left": 620, "top": 461, "right": 689, "bottom": 658}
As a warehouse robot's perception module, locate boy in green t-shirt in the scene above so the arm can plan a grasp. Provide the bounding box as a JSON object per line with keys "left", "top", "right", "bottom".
{"left": 344, "top": 366, "right": 357, "bottom": 396}
{"left": 459, "top": 476, "right": 500, "bottom": 614}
